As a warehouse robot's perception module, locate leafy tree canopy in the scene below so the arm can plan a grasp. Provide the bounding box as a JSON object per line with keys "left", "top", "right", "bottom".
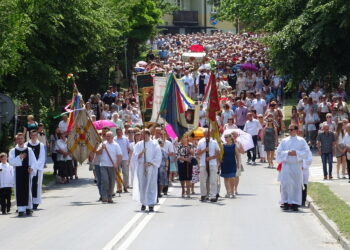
{"left": 216, "top": 0, "right": 350, "bottom": 86}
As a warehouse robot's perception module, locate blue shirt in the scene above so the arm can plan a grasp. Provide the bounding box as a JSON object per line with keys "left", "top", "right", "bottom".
{"left": 158, "top": 50, "right": 168, "bottom": 59}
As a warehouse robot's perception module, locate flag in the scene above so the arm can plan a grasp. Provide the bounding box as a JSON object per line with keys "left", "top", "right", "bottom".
{"left": 67, "top": 109, "right": 101, "bottom": 164}
{"left": 206, "top": 73, "right": 223, "bottom": 160}
{"left": 160, "top": 74, "right": 188, "bottom": 139}
{"left": 207, "top": 73, "right": 220, "bottom": 121}
{"left": 67, "top": 85, "right": 81, "bottom": 133}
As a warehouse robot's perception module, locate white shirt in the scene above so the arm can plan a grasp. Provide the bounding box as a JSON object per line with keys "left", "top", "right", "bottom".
{"left": 318, "top": 102, "right": 330, "bottom": 113}
{"left": 244, "top": 119, "right": 262, "bottom": 136}
{"left": 163, "top": 140, "right": 175, "bottom": 155}
{"left": 338, "top": 133, "right": 345, "bottom": 144}
{"left": 25, "top": 140, "right": 46, "bottom": 171}
{"left": 199, "top": 109, "right": 207, "bottom": 127}
{"left": 222, "top": 110, "right": 234, "bottom": 125}
{"left": 58, "top": 120, "right": 68, "bottom": 133}
{"left": 252, "top": 98, "right": 266, "bottom": 115}
{"left": 309, "top": 91, "right": 322, "bottom": 103}
{"left": 344, "top": 133, "right": 350, "bottom": 147}
{"left": 114, "top": 136, "right": 130, "bottom": 161}
{"left": 182, "top": 75, "right": 194, "bottom": 87}
{"left": 272, "top": 76, "right": 281, "bottom": 87}
{"left": 98, "top": 141, "right": 122, "bottom": 167}
{"left": 55, "top": 139, "right": 72, "bottom": 161}
{"left": 305, "top": 113, "right": 319, "bottom": 131}
{"left": 197, "top": 138, "right": 220, "bottom": 166}
{"left": 0, "top": 162, "right": 14, "bottom": 188}
{"left": 344, "top": 133, "right": 350, "bottom": 160}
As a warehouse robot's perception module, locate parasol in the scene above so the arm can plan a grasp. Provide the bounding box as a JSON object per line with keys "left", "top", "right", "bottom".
{"left": 221, "top": 129, "right": 254, "bottom": 151}
{"left": 93, "top": 120, "right": 117, "bottom": 130}
{"left": 240, "top": 63, "right": 257, "bottom": 71}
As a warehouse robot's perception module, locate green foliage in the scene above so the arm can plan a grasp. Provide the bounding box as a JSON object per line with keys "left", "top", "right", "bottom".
{"left": 123, "top": 0, "right": 163, "bottom": 69}
{"left": 268, "top": 0, "right": 350, "bottom": 82}
{"left": 0, "top": 0, "right": 30, "bottom": 78}
{"left": 154, "top": 0, "right": 179, "bottom": 15}
{"left": 0, "top": 0, "right": 164, "bottom": 134}
{"left": 217, "top": 0, "right": 350, "bottom": 87}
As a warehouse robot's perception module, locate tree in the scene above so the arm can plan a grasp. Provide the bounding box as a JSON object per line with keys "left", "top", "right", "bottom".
{"left": 2, "top": 0, "right": 121, "bottom": 113}
{"left": 216, "top": 0, "right": 350, "bottom": 90}
{"left": 0, "top": 0, "right": 30, "bottom": 78}
{"left": 123, "top": 0, "right": 163, "bottom": 70}
{"left": 268, "top": 0, "right": 350, "bottom": 86}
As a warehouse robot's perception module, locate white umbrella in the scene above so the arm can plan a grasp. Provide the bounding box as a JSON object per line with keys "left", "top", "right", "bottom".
{"left": 136, "top": 61, "right": 147, "bottom": 67}
{"left": 221, "top": 129, "right": 254, "bottom": 152}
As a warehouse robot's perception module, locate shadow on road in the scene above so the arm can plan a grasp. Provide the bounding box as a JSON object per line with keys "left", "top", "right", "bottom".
{"left": 69, "top": 201, "right": 101, "bottom": 206}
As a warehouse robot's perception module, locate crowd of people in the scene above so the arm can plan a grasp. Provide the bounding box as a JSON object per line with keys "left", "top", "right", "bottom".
{"left": 1, "top": 31, "right": 349, "bottom": 217}
{"left": 290, "top": 85, "right": 349, "bottom": 180}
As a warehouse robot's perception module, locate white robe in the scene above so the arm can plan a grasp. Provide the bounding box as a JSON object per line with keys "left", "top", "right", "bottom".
{"left": 131, "top": 140, "right": 162, "bottom": 206}
{"left": 302, "top": 150, "right": 312, "bottom": 185}
{"left": 25, "top": 140, "right": 45, "bottom": 204}
{"left": 9, "top": 145, "right": 37, "bottom": 212}
{"left": 276, "top": 136, "right": 309, "bottom": 205}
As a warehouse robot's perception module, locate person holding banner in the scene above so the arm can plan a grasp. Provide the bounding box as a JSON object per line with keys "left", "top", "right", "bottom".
{"left": 196, "top": 129, "right": 220, "bottom": 202}
{"left": 96, "top": 131, "right": 122, "bottom": 203}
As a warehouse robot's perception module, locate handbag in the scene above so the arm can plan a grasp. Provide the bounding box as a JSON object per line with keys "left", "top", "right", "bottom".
{"left": 191, "top": 157, "right": 198, "bottom": 166}
{"left": 240, "top": 163, "right": 244, "bottom": 172}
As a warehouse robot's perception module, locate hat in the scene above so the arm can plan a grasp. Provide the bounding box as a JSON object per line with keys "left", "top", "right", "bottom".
{"left": 270, "top": 101, "right": 277, "bottom": 105}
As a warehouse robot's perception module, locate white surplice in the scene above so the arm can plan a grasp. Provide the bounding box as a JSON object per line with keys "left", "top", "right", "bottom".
{"left": 9, "top": 145, "right": 37, "bottom": 212}
{"left": 276, "top": 136, "right": 309, "bottom": 205}
{"left": 131, "top": 140, "right": 162, "bottom": 206}
{"left": 25, "top": 140, "right": 46, "bottom": 205}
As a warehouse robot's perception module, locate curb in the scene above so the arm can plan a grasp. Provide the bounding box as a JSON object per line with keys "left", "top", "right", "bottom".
{"left": 307, "top": 195, "right": 350, "bottom": 250}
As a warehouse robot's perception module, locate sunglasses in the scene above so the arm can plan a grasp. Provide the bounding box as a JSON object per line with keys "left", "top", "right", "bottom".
{"left": 288, "top": 128, "right": 295, "bottom": 131}
{"left": 224, "top": 136, "right": 230, "bottom": 138}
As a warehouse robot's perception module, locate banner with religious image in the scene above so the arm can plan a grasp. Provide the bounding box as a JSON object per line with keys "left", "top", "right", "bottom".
{"left": 150, "top": 76, "right": 167, "bottom": 123}
{"left": 136, "top": 72, "right": 164, "bottom": 122}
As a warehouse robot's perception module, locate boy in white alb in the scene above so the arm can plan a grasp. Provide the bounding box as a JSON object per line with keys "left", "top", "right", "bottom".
{"left": 0, "top": 153, "right": 14, "bottom": 214}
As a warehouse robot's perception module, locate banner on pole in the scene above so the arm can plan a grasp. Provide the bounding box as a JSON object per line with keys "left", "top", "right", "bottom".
{"left": 136, "top": 73, "right": 164, "bottom": 123}
{"left": 150, "top": 76, "right": 167, "bottom": 123}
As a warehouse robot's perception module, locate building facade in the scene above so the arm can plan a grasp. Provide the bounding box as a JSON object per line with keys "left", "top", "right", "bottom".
{"left": 160, "top": 0, "right": 236, "bottom": 34}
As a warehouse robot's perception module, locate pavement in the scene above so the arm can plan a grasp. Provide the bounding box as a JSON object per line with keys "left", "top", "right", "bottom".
{"left": 308, "top": 151, "right": 350, "bottom": 205}
{"left": 0, "top": 159, "right": 342, "bottom": 250}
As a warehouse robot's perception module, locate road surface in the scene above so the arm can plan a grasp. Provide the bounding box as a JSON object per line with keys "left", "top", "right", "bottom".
{"left": 0, "top": 160, "right": 342, "bottom": 250}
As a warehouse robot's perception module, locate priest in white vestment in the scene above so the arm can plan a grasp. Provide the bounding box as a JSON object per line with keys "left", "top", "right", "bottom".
{"left": 131, "top": 129, "right": 162, "bottom": 212}
{"left": 276, "top": 125, "right": 309, "bottom": 211}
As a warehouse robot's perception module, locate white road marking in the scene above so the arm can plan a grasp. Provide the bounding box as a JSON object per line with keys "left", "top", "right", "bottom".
{"left": 102, "top": 212, "right": 143, "bottom": 250}
{"left": 117, "top": 196, "right": 167, "bottom": 250}
{"left": 102, "top": 188, "right": 172, "bottom": 250}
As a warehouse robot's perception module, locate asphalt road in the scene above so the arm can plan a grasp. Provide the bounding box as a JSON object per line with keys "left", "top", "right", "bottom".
{"left": 0, "top": 160, "right": 342, "bottom": 250}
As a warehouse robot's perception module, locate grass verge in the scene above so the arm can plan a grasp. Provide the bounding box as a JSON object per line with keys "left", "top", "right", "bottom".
{"left": 43, "top": 171, "right": 55, "bottom": 186}
{"left": 308, "top": 182, "right": 350, "bottom": 240}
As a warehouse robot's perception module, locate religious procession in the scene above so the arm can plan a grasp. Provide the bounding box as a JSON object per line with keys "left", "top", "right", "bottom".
{"left": 4, "top": 31, "right": 348, "bottom": 220}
